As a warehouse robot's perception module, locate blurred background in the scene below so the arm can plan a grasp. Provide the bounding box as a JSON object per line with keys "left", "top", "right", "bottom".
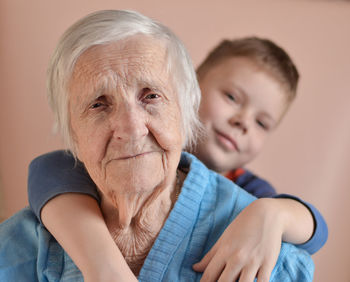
{"left": 1, "top": 0, "right": 349, "bottom": 281}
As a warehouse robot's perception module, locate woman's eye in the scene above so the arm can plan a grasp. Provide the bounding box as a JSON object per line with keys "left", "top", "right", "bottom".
{"left": 90, "top": 102, "right": 104, "bottom": 109}
{"left": 89, "top": 95, "right": 109, "bottom": 110}
{"left": 140, "top": 87, "right": 161, "bottom": 102}
{"left": 142, "top": 92, "right": 161, "bottom": 104}
{"left": 145, "top": 93, "right": 159, "bottom": 99}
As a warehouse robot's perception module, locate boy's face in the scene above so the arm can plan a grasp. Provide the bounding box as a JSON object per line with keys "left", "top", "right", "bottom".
{"left": 194, "top": 57, "right": 288, "bottom": 173}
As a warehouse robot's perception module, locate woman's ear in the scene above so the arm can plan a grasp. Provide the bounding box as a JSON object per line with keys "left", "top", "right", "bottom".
{"left": 67, "top": 127, "right": 81, "bottom": 161}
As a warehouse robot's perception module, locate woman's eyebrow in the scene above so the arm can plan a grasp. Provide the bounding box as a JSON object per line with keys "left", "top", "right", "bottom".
{"left": 77, "top": 74, "right": 172, "bottom": 109}
{"left": 138, "top": 77, "right": 171, "bottom": 96}
{"left": 75, "top": 85, "right": 108, "bottom": 114}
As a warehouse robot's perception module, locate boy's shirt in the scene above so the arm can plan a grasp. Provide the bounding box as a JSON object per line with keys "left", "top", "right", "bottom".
{"left": 27, "top": 150, "right": 327, "bottom": 256}
{"left": 226, "top": 168, "right": 276, "bottom": 197}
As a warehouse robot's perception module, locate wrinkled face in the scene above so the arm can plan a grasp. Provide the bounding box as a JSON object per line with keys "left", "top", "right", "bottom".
{"left": 194, "top": 57, "right": 287, "bottom": 173}
{"left": 69, "top": 36, "right": 183, "bottom": 200}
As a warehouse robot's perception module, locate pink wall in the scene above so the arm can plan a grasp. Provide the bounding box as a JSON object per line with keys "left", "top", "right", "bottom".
{"left": 1, "top": 0, "right": 349, "bottom": 280}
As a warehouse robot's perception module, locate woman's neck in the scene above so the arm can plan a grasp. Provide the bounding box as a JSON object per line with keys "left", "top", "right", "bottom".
{"left": 99, "top": 171, "right": 183, "bottom": 274}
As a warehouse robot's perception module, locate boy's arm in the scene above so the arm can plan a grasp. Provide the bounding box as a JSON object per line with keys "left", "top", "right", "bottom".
{"left": 193, "top": 171, "right": 327, "bottom": 281}
{"left": 235, "top": 170, "right": 328, "bottom": 253}
{"left": 274, "top": 194, "right": 328, "bottom": 254}
{"left": 193, "top": 197, "right": 315, "bottom": 281}
{"left": 28, "top": 151, "right": 137, "bottom": 282}
{"left": 41, "top": 194, "right": 136, "bottom": 282}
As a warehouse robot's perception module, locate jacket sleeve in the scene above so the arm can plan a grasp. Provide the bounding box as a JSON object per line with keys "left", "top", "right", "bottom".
{"left": 27, "top": 150, "right": 100, "bottom": 223}
{"left": 236, "top": 170, "right": 328, "bottom": 255}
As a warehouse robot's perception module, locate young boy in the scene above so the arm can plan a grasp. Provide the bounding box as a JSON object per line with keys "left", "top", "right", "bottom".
{"left": 28, "top": 37, "right": 327, "bottom": 281}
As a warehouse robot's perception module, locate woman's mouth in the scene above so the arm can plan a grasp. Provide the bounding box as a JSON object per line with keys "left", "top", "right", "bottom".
{"left": 117, "top": 151, "right": 153, "bottom": 160}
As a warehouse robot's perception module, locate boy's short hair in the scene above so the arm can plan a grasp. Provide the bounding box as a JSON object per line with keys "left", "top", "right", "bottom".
{"left": 197, "top": 37, "right": 299, "bottom": 103}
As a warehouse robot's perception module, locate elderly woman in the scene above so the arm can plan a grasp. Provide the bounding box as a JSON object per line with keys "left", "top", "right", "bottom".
{"left": 0, "top": 10, "right": 313, "bottom": 281}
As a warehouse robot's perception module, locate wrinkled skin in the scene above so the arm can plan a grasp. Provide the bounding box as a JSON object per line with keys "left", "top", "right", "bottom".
{"left": 69, "top": 36, "right": 183, "bottom": 273}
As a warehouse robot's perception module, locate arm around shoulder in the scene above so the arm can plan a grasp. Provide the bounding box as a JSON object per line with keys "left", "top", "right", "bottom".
{"left": 28, "top": 150, "right": 100, "bottom": 222}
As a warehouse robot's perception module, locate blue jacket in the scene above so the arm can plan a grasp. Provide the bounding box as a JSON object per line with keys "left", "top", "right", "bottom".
{"left": 0, "top": 152, "right": 314, "bottom": 281}
{"left": 28, "top": 150, "right": 328, "bottom": 255}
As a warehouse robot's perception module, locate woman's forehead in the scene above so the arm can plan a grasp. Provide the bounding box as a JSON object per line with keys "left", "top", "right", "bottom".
{"left": 72, "top": 38, "right": 168, "bottom": 83}
{"left": 68, "top": 37, "right": 176, "bottom": 103}
{"left": 75, "top": 36, "right": 166, "bottom": 70}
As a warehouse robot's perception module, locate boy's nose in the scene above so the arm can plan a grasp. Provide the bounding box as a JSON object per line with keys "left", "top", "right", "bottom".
{"left": 111, "top": 104, "right": 149, "bottom": 141}
{"left": 229, "top": 113, "right": 248, "bottom": 134}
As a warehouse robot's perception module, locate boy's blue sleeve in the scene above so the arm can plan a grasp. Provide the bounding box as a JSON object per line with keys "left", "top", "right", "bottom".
{"left": 236, "top": 170, "right": 328, "bottom": 255}
{"left": 274, "top": 194, "right": 328, "bottom": 255}
{"left": 28, "top": 150, "right": 100, "bottom": 224}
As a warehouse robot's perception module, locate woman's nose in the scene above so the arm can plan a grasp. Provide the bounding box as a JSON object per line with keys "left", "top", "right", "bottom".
{"left": 111, "top": 104, "right": 149, "bottom": 141}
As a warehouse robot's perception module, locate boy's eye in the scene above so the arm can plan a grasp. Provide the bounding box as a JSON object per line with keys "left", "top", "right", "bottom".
{"left": 224, "top": 91, "right": 240, "bottom": 104}
{"left": 225, "top": 92, "right": 236, "bottom": 102}
{"left": 256, "top": 120, "right": 268, "bottom": 130}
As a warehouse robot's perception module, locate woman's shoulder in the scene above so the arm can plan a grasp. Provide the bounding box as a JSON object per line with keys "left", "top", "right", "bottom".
{"left": 272, "top": 242, "right": 314, "bottom": 281}
{"left": 0, "top": 207, "right": 83, "bottom": 281}
{"left": 180, "top": 152, "right": 256, "bottom": 210}
{"left": 0, "top": 207, "right": 39, "bottom": 234}
{"left": 0, "top": 208, "right": 42, "bottom": 278}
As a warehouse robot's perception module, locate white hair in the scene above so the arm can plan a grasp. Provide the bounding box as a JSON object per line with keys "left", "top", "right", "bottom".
{"left": 47, "top": 10, "right": 202, "bottom": 154}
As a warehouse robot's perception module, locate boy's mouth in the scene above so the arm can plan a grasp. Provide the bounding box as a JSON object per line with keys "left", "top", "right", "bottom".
{"left": 214, "top": 129, "right": 240, "bottom": 152}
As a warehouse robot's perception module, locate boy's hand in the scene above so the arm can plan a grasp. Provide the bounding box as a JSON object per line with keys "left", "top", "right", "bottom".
{"left": 192, "top": 198, "right": 284, "bottom": 282}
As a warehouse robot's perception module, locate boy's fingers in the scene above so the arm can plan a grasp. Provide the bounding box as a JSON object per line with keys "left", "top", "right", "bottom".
{"left": 233, "top": 264, "right": 258, "bottom": 282}
{"left": 199, "top": 255, "right": 227, "bottom": 282}
{"left": 256, "top": 262, "right": 274, "bottom": 282}
{"left": 216, "top": 265, "right": 241, "bottom": 282}
{"left": 215, "top": 255, "right": 253, "bottom": 282}
{"left": 192, "top": 242, "right": 219, "bottom": 271}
